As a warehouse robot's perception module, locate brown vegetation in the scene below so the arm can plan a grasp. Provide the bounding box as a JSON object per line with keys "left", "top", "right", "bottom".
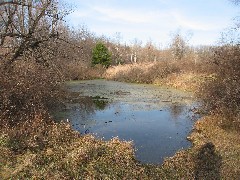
{"left": 104, "top": 61, "right": 180, "bottom": 84}
{"left": 149, "top": 115, "right": 240, "bottom": 179}
{"left": 1, "top": 115, "right": 239, "bottom": 179}
{"left": 197, "top": 45, "right": 240, "bottom": 130}
{"left": 0, "top": 0, "right": 67, "bottom": 125}
{"left": 0, "top": 60, "right": 62, "bottom": 126}
{"left": 0, "top": 0, "right": 239, "bottom": 179}
{"left": 0, "top": 116, "right": 147, "bottom": 179}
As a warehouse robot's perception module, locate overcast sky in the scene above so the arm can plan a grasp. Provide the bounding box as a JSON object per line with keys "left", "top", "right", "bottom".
{"left": 65, "top": 0, "right": 239, "bottom": 46}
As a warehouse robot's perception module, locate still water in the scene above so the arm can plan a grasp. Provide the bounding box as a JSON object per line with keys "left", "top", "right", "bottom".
{"left": 57, "top": 79, "right": 199, "bottom": 164}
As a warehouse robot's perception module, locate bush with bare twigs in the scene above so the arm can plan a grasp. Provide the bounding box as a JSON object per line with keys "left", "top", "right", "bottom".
{"left": 0, "top": 60, "right": 63, "bottom": 126}
{"left": 197, "top": 45, "right": 240, "bottom": 129}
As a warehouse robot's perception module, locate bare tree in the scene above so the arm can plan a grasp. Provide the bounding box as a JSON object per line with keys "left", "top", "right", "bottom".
{"left": 169, "top": 30, "right": 193, "bottom": 61}
{"left": 143, "top": 40, "right": 158, "bottom": 62}
{"left": 0, "top": 0, "right": 68, "bottom": 66}
{"left": 170, "top": 33, "right": 187, "bottom": 61}
{"left": 130, "top": 38, "right": 142, "bottom": 63}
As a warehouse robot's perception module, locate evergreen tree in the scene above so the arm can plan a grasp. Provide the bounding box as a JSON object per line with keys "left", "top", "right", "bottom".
{"left": 92, "top": 42, "right": 111, "bottom": 67}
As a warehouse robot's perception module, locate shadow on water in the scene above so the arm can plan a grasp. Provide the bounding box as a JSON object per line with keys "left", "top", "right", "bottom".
{"left": 55, "top": 80, "right": 200, "bottom": 164}
{"left": 194, "top": 142, "right": 222, "bottom": 180}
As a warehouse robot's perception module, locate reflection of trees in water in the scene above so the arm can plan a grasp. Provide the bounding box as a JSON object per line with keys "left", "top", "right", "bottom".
{"left": 169, "top": 104, "right": 184, "bottom": 120}
{"left": 67, "top": 96, "right": 109, "bottom": 134}
{"left": 77, "top": 96, "right": 96, "bottom": 118}
{"left": 92, "top": 96, "right": 109, "bottom": 110}
{"left": 75, "top": 96, "right": 109, "bottom": 118}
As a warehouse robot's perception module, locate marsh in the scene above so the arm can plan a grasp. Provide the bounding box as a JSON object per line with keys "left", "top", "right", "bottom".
{"left": 56, "top": 79, "right": 199, "bottom": 164}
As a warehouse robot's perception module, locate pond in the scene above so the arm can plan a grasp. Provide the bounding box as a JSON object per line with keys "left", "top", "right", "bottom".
{"left": 56, "top": 79, "right": 199, "bottom": 164}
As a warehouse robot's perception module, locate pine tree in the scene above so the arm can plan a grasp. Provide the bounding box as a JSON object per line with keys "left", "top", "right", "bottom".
{"left": 92, "top": 42, "right": 111, "bottom": 67}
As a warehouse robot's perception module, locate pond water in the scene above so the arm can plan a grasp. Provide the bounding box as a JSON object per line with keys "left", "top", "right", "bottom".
{"left": 56, "top": 79, "right": 199, "bottom": 164}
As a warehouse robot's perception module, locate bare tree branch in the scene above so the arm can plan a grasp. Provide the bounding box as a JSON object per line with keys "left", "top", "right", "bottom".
{"left": 0, "top": 0, "right": 67, "bottom": 66}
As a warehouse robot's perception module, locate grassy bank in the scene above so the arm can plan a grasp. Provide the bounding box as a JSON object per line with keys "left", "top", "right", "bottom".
{"left": 104, "top": 62, "right": 209, "bottom": 92}
{"left": 155, "top": 115, "right": 240, "bottom": 179}
{"left": 0, "top": 116, "right": 147, "bottom": 179}
{"left": 1, "top": 114, "right": 239, "bottom": 179}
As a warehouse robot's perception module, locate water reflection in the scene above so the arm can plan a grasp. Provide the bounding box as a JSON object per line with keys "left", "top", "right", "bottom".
{"left": 92, "top": 96, "right": 109, "bottom": 110}
{"left": 169, "top": 104, "right": 184, "bottom": 120}
{"left": 57, "top": 80, "right": 198, "bottom": 164}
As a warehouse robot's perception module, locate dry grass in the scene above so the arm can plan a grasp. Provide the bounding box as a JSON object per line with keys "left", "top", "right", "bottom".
{"left": 0, "top": 115, "right": 148, "bottom": 179}
{"left": 154, "top": 72, "right": 215, "bottom": 92}
{"left": 104, "top": 62, "right": 210, "bottom": 92}
{"left": 189, "top": 115, "right": 240, "bottom": 179}
{"left": 104, "top": 62, "right": 180, "bottom": 84}
{"left": 144, "top": 115, "right": 240, "bottom": 179}
{"left": 104, "top": 63, "right": 155, "bottom": 80}
{"left": 1, "top": 113, "right": 239, "bottom": 179}
{"left": 104, "top": 63, "right": 155, "bottom": 83}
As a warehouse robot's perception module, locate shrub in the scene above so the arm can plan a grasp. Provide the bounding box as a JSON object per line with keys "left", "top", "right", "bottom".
{"left": 63, "top": 63, "right": 106, "bottom": 80}
{"left": 92, "top": 42, "right": 112, "bottom": 68}
{"left": 0, "top": 60, "right": 62, "bottom": 126}
{"left": 197, "top": 45, "right": 240, "bottom": 129}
